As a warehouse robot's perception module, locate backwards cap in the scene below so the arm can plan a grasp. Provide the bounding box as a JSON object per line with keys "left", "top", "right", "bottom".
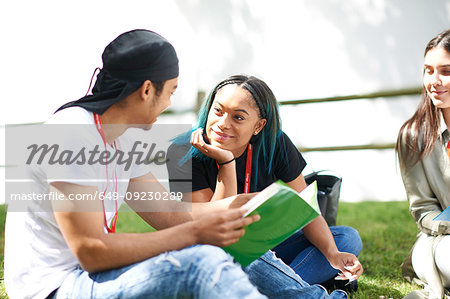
{"left": 56, "top": 29, "right": 179, "bottom": 114}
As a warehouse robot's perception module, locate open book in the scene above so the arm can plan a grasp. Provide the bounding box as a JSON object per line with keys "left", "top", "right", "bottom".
{"left": 223, "top": 180, "right": 321, "bottom": 267}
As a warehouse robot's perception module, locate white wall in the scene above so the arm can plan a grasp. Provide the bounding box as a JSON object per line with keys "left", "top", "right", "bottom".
{"left": 2, "top": 0, "right": 450, "bottom": 202}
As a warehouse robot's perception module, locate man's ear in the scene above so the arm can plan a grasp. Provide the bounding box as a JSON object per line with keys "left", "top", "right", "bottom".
{"left": 139, "top": 80, "right": 154, "bottom": 101}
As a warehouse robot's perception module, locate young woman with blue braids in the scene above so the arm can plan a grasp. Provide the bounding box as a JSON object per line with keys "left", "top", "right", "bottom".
{"left": 167, "top": 74, "right": 363, "bottom": 292}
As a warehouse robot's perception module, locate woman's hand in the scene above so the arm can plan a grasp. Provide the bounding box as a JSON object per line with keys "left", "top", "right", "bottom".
{"left": 328, "top": 251, "right": 363, "bottom": 281}
{"left": 420, "top": 211, "right": 450, "bottom": 235}
{"left": 191, "top": 128, "right": 234, "bottom": 164}
{"left": 191, "top": 128, "right": 238, "bottom": 201}
{"left": 434, "top": 220, "right": 450, "bottom": 235}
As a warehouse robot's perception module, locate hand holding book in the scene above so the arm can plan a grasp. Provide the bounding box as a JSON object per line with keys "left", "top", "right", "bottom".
{"left": 432, "top": 207, "right": 450, "bottom": 235}
{"left": 223, "top": 180, "right": 321, "bottom": 267}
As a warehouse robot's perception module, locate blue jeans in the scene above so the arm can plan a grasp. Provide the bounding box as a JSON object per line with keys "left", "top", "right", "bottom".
{"left": 272, "top": 226, "right": 363, "bottom": 284}
{"left": 245, "top": 250, "right": 347, "bottom": 298}
{"left": 53, "top": 245, "right": 263, "bottom": 299}
{"left": 52, "top": 245, "right": 347, "bottom": 298}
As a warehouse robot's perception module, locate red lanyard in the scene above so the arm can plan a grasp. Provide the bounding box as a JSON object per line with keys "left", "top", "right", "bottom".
{"left": 244, "top": 144, "right": 252, "bottom": 193}
{"left": 94, "top": 113, "right": 118, "bottom": 233}
{"left": 216, "top": 143, "right": 253, "bottom": 194}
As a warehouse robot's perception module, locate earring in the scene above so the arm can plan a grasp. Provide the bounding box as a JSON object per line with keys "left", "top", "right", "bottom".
{"left": 254, "top": 131, "right": 258, "bottom": 135}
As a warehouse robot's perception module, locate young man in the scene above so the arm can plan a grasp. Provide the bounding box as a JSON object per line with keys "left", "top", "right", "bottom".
{"left": 5, "top": 29, "right": 264, "bottom": 299}
{"left": 5, "top": 29, "right": 347, "bottom": 298}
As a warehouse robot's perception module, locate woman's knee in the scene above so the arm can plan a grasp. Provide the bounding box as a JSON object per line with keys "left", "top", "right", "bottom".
{"left": 331, "top": 226, "right": 363, "bottom": 256}
{"left": 434, "top": 236, "right": 450, "bottom": 286}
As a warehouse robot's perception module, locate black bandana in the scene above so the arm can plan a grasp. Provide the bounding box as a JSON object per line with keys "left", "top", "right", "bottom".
{"left": 56, "top": 29, "right": 179, "bottom": 114}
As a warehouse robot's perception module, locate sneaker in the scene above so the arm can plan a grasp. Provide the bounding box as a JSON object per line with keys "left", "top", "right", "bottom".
{"left": 320, "top": 277, "right": 358, "bottom": 293}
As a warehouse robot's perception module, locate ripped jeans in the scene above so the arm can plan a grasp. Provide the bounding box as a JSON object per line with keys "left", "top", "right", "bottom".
{"left": 52, "top": 245, "right": 347, "bottom": 298}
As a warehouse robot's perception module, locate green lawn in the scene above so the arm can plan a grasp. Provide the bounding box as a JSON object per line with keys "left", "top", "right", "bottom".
{"left": 0, "top": 205, "right": 6, "bottom": 299}
{"left": 0, "top": 201, "right": 423, "bottom": 298}
{"left": 335, "top": 201, "right": 422, "bottom": 298}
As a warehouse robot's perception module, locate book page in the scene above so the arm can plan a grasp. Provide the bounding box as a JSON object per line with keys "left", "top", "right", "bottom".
{"left": 242, "top": 181, "right": 319, "bottom": 217}
{"left": 242, "top": 183, "right": 280, "bottom": 217}
{"left": 299, "top": 181, "right": 320, "bottom": 215}
{"left": 224, "top": 180, "right": 321, "bottom": 267}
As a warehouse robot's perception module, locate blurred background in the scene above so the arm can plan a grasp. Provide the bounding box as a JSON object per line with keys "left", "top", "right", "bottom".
{"left": 2, "top": 0, "right": 450, "bottom": 202}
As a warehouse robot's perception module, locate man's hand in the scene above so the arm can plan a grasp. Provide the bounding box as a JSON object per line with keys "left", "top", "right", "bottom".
{"left": 192, "top": 208, "right": 260, "bottom": 247}
{"left": 226, "top": 193, "right": 258, "bottom": 209}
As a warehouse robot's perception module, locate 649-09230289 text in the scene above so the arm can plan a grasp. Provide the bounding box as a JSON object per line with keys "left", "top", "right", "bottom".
{"left": 9, "top": 191, "right": 184, "bottom": 202}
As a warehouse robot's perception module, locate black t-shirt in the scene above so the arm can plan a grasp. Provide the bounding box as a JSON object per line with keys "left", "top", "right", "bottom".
{"left": 166, "top": 131, "right": 307, "bottom": 194}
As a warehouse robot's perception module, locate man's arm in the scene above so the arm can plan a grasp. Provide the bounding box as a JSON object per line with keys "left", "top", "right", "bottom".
{"left": 51, "top": 181, "right": 259, "bottom": 273}
{"left": 124, "top": 171, "right": 193, "bottom": 229}
{"left": 125, "top": 171, "right": 256, "bottom": 229}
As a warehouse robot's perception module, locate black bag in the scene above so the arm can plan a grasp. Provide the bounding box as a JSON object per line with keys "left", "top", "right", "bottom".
{"left": 304, "top": 170, "right": 342, "bottom": 227}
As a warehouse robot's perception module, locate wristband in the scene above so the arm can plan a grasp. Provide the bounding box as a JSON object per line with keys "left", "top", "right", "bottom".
{"left": 218, "top": 158, "right": 235, "bottom": 166}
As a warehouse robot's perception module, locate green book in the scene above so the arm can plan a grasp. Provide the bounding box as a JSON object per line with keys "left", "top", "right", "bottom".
{"left": 223, "top": 180, "right": 320, "bottom": 267}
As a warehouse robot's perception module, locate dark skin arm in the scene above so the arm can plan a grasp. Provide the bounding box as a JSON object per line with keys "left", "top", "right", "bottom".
{"left": 51, "top": 180, "right": 259, "bottom": 273}
{"left": 190, "top": 174, "right": 363, "bottom": 281}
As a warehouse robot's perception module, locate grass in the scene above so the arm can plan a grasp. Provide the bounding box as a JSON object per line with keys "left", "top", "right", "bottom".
{"left": 0, "top": 201, "right": 423, "bottom": 298}
{"left": 0, "top": 205, "right": 6, "bottom": 299}
{"left": 116, "top": 205, "right": 156, "bottom": 233}
{"left": 336, "top": 201, "right": 421, "bottom": 298}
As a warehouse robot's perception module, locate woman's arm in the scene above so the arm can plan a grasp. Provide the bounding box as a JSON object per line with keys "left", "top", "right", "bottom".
{"left": 400, "top": 160, "right": 449, "bottom": 235}
{"left": 127, "top": 172, "right": 256, "bottom": 228}
{"left": 286, "top": 174, "right": 338, "bottom": 258}
{"left": 287, "top": 174, "right": 363, "bottom": 280}
{"left": 398, "top": 134, "right": 448, "bottom": 235}
{"left": 190, "top": 129, "right": 238, "bottom": 201}
{"left": 212, "top": 160, "right": 238, "bottom": 201}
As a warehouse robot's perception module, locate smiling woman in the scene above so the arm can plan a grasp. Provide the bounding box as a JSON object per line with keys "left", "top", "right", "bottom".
{"left": 167, "top": 74, "right": 363, "bottom": 294}
{"left": 397, "top": 29, "right": 450, "bottom": 167}
{"left": 423, "top": 47, "right": 450, "bottom": 110}
{"left": 396, "top": 28, "right": 450, "bottom": 299}
{"left": 204, "top": 84, "right": 267, "bottom": 159}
